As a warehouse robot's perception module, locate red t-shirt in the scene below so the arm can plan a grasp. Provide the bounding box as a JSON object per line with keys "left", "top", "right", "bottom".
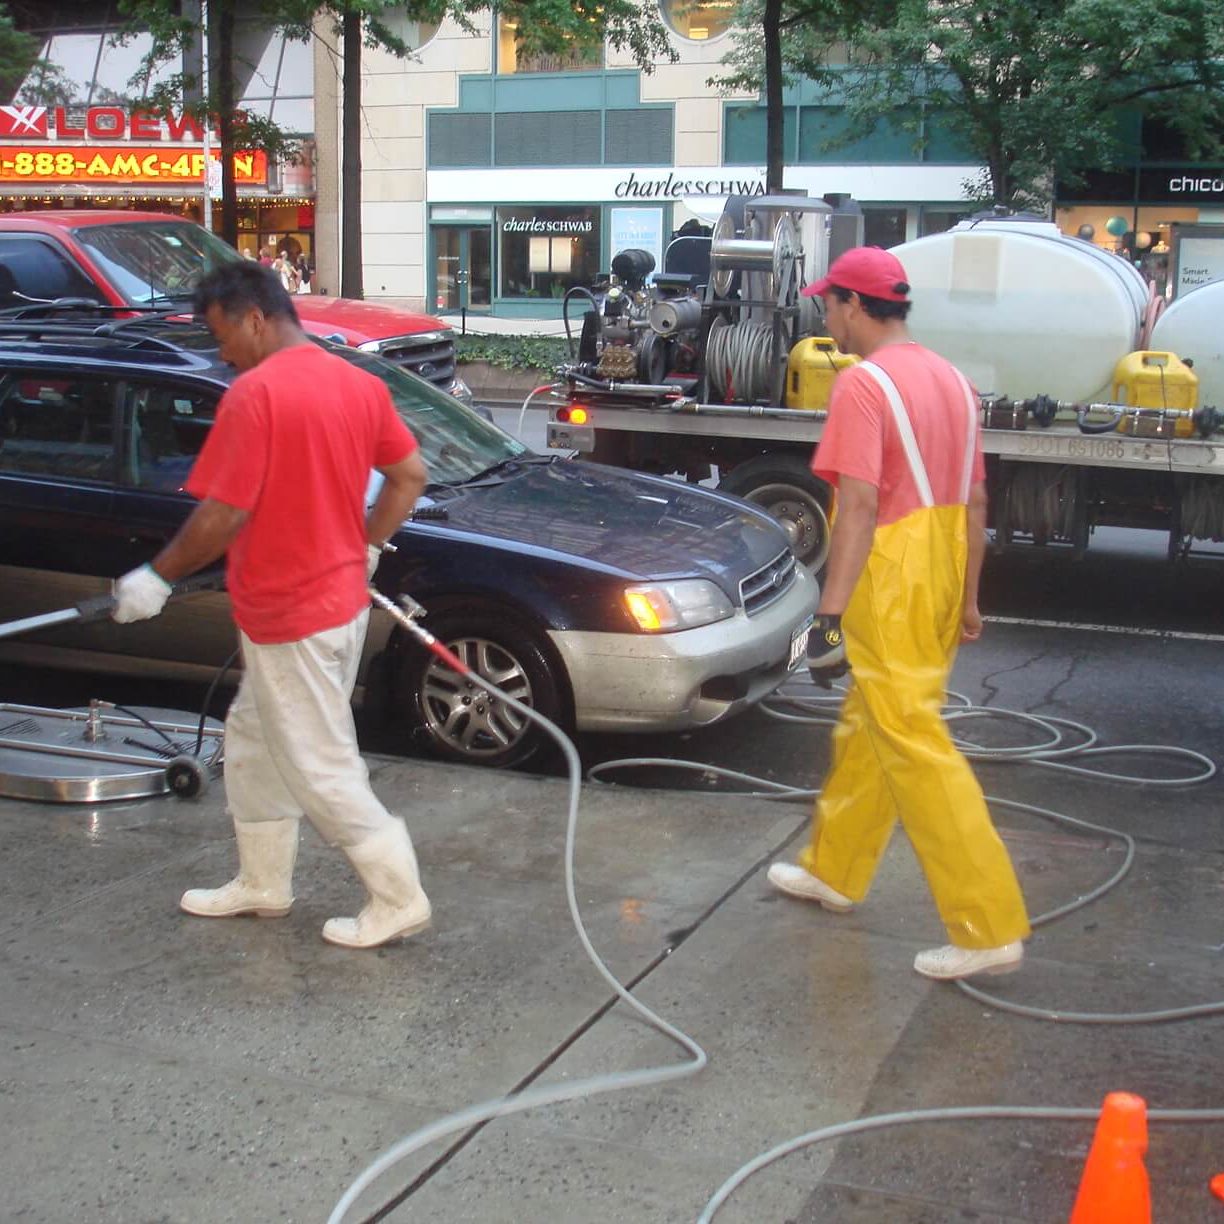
{"left": 812, "top": 342, "right": 985, "bottom": 526}
{"left": 186, "top": 344, "right": 418, "bottom": 643}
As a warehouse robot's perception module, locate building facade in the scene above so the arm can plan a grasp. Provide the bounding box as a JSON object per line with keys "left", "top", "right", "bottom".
{"left": 5, "top": 10, "right": 316, "bottom": 262}
{"left": 332, "top": 5, "right": 982, "bottom": 316}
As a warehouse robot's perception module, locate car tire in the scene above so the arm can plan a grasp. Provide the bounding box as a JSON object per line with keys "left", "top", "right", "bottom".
{"left": 396, "top": 608, "right": 568, "bottom": 769}
{"left": 719, "top": 453, "right": 832, "bottom": 572}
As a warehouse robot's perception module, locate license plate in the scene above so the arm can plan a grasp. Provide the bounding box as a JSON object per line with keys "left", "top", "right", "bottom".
{"left": 547, "top": 421, "right": 594, "bottom": 452}
{"left": 788, "top": 615, "right": 814, "bottom": 670}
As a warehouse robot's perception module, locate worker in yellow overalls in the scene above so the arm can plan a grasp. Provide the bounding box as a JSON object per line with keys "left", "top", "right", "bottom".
{"left": 769, "top": 247, "right": 1031, "bottom": 980}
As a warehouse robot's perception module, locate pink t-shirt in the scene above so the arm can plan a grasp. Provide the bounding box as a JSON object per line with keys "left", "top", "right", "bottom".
{"left": 811, "top": 342, "right": 985, "bottom": 526}
{"left": 186, "top": 344, "right": 418, "bottom": 644}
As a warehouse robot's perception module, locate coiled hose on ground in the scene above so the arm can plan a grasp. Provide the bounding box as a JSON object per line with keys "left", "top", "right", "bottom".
{"left": 330, "top": 648, "right": 1223, "bottom": 1224}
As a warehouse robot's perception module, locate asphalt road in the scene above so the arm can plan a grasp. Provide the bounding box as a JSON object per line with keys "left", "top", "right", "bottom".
{"left": 3, "top": 408, "right": 1222, "bottom": 774}
{"left": 0, "top": 516, "right": 1219, "bottom": 789}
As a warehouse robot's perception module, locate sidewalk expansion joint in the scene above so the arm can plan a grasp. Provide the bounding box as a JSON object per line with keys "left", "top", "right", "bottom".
{"left": 357, "top": 813, "right": 810, "bottom": 1222}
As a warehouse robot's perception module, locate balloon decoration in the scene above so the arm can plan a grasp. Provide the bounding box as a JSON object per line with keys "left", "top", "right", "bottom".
{"left": 1104, "top": 215, "right": 1129, "bottom": 237}
{"left": 1077, "top": 223, "right": 1096, "bottom": 240}
{"left": 1135, "top": 232, "right": 1153, "bottom": 250}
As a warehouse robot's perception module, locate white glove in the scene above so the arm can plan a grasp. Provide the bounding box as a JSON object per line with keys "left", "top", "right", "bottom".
{"left": 367, "top": 543, "right": 383, "bottom": 580}
{"left": 112, "top": 564, "right": 173, "bottom": 623}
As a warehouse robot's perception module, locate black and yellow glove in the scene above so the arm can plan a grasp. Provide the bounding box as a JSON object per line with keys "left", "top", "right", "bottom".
{"left": 807, "top": 613, "right": 849, "bottom": 688}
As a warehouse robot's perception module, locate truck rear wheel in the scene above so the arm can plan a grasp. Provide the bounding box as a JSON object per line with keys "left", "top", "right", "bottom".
{"left": 719, "top": 454, "right": 832, "bottom": 571}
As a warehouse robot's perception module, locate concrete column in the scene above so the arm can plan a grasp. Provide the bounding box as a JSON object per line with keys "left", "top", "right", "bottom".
{"left": 312, "top": 13, "right": 341, "bottom": 297}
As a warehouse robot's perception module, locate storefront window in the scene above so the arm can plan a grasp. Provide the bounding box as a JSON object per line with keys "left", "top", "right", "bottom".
{"left": 919, "top": 208, "right": 969, "bottom": 237}
{"left": 863, "top": 208, "right": 908, "bottom": 248}
{"left": 660, "top": 0, "right": 734, "bottom": 41}
{"left": 496, "top": 16, "right": 601, "bottom": 72}
{"left": 497, "top": 206, "right": 601, "bottom": 298}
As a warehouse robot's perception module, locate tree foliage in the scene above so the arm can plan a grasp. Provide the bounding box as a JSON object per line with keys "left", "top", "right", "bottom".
{"left": 116, "top": 0, "right": 673, "bottom": 286}
{"left": 719, "top": 0, "right": 1224, "bottom": 210}
{"left": 0, "top": 2, "right": 72, "bottom": 105}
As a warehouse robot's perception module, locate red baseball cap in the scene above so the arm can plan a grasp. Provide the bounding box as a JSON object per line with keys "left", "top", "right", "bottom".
{"left": 802, "top": 246, "right": 911, "bottom": 302}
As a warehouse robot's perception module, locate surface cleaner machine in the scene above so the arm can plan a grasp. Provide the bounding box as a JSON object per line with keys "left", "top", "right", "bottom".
{"left": 0, "top": 579, "right": 224, "bottom": 803}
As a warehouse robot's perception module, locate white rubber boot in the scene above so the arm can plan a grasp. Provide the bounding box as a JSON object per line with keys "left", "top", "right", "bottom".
{"left": 322, "top": 821, "right": 431, "bottom": 949}
{"left": 180, "top": 819, "right": 299, "bottom": 919}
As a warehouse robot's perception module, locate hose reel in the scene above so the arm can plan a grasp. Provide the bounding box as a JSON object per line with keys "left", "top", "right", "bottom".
{"left": 706, "top": 316, "right": 787, "bottom": 404}
{"left": 709, "top": 214, "right": 799, "bottom": 300}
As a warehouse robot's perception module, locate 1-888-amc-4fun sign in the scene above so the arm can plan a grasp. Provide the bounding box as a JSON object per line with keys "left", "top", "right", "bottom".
{"left": 0, "top": 146, "right": 267, "bottom": 185}
{"left": 0, "top": 105, "right": 267, "bottom": 185}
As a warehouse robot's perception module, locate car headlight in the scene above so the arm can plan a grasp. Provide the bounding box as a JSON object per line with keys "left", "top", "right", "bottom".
{"left": 623, "top": 579, "right": 734, "bottom": 632}
{"left": 449, "top": 375, "right": 474, "bottom": 406}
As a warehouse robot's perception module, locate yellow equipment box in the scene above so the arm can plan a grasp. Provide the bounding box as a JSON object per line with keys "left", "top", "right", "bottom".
{"left": 1113, "top": 350, "right": 1198, "bottom": 438}
{"left": 1112, "top": 350, "right": 1197, "bottom": 434}
{"left": 785, "top": 337, "right": 859, "bottom": 410}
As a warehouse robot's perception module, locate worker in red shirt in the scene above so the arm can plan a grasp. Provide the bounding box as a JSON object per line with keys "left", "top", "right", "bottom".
{"left": 768, "top": 246, "right": 1031, "bottom": 980}
{"left": 111, "top": 261, "right": 430, "bottom": 950}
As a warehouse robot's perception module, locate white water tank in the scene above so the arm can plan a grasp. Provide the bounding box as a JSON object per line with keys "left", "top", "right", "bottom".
{"left": 893, "top": 219, "right": 1146, "bottom": 401}
{"left": 1150, "top": 281, "right": 1224, "bottom": 410}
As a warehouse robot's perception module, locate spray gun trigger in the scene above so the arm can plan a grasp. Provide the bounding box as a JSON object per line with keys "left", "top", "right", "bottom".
{"left": 398, "top": 594, "right": 427, "bottom": 621}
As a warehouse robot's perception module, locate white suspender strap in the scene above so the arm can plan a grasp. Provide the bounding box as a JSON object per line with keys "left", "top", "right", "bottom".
{"left": 858, "top": 360, "right": 934, "bottom": 509}
{"left": 951, "top": 366, "right": 980, "bottom": 503}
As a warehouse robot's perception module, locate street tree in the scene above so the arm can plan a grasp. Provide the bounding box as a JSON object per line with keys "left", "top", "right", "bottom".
{"left": 719, "top": 0, "right": 1224, "bottom": 211}
{"left": 713, "top": 0, "right": 889, "bottom": 192}
{"left": 1, "top": 2, "right": 72, "bottom": 106}
{"left": 289, "top": 0, "right": 674, "bottom": 297}
{"left": 115, "top": 0, "right": 306, "bottom": 248}
{"left": 118, "top": 0, "right": 672, "bottom": 293}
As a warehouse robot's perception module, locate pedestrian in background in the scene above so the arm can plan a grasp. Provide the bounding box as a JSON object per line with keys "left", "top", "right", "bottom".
{"left": 258, "top": 244, "right": 274, "bottom": 267}
{"left": 274, "top": 248, "right": 300, "bottom": 295}
{"left": 111, "top": 261, "right": 431, "bottom": 950}
{"left": 768, "top": 246, "right": 1031, "bottom": 981}
{"left": 295, "top": 252, "right": 312, "bottom": 294}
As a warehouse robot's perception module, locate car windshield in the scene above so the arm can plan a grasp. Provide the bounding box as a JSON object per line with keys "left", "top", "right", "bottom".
{"left": 330, "top": 344, "right": 527, "bottom": 486}
{"left": 71, "top": 220, "right": 241, "bottom": 308}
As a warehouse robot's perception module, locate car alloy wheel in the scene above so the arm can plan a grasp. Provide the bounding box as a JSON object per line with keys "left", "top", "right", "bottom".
{"left": 398, "top": 608, "right": 568, "bottom": 769}
{"left": 421, "top": 636, "right": 534, "bottom": 759}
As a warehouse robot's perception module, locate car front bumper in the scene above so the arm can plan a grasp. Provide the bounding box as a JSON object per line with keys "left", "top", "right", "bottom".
{"left": 548, "top": 564, "right": 818, "bottom": 733}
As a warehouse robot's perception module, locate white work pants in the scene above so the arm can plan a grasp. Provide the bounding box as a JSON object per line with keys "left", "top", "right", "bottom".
{"left": 224, "top": 609, "right": 399, "bottom": 848}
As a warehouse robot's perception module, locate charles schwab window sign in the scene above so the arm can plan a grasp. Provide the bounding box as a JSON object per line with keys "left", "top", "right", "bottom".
{"left": 496, "top": 206, "right": 600, "bottom": 298}
{"left": 501, "top": 214, "right": 595, "bottom": 234}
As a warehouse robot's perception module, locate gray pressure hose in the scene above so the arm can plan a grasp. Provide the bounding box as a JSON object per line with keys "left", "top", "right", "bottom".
{"left": 331, "top": 608, "right": 1223, "bottom": 1223}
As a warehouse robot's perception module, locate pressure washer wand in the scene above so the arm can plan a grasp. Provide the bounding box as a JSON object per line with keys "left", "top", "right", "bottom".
{"left": 367, "top": 587, "right": 468, "bottom": 675}
{"left": 0, "top": 570, "right": 226, "bottom": 643}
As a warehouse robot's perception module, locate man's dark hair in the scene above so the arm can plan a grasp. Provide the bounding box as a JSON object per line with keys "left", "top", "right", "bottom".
{"left": 829, "top": 283, "right": 912, "bottom": 321}
{"left": 193, "top": 260, "right": 299, "bottom": 323}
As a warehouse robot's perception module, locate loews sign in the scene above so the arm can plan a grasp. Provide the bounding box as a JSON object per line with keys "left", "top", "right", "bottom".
{"left": 0, "top": 105, "right": 268, "bottom": 187}
{"left": 0, "top": 104, "right": 222, "bottom": 142}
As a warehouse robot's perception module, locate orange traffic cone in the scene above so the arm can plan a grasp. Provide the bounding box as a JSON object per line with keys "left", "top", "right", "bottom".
{"left": 1069, "top": 1092, "right": 1151, "bottom": 1223}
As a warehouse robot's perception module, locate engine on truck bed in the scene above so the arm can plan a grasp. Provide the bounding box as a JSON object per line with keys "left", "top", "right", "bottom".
{"left": 558, "top": 194, "right": 859, "bottom": 411}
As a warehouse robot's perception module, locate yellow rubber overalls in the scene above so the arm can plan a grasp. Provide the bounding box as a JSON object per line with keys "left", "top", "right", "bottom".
{"left": 798, "top": 360, "right": 1030, "bottom": 950}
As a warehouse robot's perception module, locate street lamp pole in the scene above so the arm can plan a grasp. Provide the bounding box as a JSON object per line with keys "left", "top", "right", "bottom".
{"left": 201, "top": 0, "right": 212, "bottom": 231}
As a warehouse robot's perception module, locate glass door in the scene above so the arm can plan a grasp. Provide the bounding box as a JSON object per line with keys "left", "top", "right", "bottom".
{"left": 431, "top": 226, "right": 492, "bottom": 313}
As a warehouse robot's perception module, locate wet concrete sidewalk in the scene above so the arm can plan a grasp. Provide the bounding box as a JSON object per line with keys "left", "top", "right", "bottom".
{"left": 1, "top": 660, "right": 1222, "bottom": 1223}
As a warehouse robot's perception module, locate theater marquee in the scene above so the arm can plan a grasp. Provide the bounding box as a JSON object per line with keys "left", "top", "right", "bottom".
{"left": 0, "top": 146, "right": 268, "bottom": 186}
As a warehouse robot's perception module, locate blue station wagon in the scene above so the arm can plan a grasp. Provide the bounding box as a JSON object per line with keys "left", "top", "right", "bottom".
{"left": 0, "top": 313, "right": 817, "bottom": 767}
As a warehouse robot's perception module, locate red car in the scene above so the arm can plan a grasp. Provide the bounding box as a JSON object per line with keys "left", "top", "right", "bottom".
{"left": 0, "top": 210, "right": 469, "bottom": 402}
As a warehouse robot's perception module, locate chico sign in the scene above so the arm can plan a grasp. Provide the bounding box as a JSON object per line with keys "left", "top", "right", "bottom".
{"left": 0, "top": 104, "right": 221, "bottom": 142}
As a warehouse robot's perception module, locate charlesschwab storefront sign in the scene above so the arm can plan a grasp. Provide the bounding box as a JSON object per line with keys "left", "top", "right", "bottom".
{"left": 614, "top": 170, "right": 766, "bottom": 199}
